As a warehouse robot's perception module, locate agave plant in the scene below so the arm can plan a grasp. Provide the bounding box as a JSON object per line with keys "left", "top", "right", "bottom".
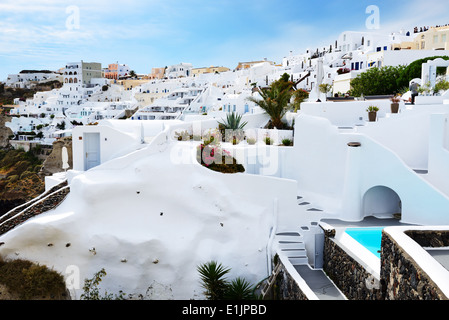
{"left": 197, "top": 261, "right": 231, "bottom": 300}
{"left": 217, "top": 112, "right": 247, "bottom": 143}
{"left": 217, "top": 112, "right": 248, "bottom": 130}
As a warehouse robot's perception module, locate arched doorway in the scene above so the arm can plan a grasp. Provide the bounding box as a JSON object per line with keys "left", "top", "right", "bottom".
{"left": 362, "top": 186, "right": 401, "bottom": 218}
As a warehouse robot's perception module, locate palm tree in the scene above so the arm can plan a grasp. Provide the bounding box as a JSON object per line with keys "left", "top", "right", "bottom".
{"left": 197, "top": 261, "right": 230, "bottom": 300}
{"left": 224, "top": 277, "right": 256, "bottom": 300}
{"left": 247, "top": 79, "right": 293, "bottom": 129}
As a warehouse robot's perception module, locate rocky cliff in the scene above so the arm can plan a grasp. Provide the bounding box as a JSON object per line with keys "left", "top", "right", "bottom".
{"left": 40, "top": 137, "right": 73, "bottom": 177}
{"left": 0, "top": 147, "right": 45, "bottom": 216}
{"left": 0, "top": 115, "right": 13, "bottom": 148}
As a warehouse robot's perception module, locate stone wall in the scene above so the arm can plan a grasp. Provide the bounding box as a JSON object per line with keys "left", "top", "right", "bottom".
{"left": 274, "top": 259, "right": 308, "bottom": 300}
{"left": 321, "top": 225, "right": 449, "bottom": 300}
{"left": 0, "top": 181, "right": 69, "bottom": 238}
{"left": 381, "top": 231, "right": 448, "bottom": 300}
{"left": 262, "top": 256, "right": 309, "bottom": 300}
{"left": 323, "top": 229, "right": 382, "bottom": 300}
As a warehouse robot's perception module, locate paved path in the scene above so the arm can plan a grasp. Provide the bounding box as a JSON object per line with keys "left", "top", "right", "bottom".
{"left": 426, "top": 249, "right": 449, "bottom": 271}
{"left": 294, "top": 265, "right": 346, "bottom": 300}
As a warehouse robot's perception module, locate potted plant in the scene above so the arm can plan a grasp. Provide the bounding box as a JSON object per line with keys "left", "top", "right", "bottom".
{"left": 366, "top": 106, "right": 379, "bottom": 122}
{"left": 390, "top": 95, "right": 401, "bottom": 113}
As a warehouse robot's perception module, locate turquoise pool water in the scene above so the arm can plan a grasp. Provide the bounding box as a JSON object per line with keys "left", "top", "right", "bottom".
{"left": 345, "top": 227, "right": 383, "bottom": 258}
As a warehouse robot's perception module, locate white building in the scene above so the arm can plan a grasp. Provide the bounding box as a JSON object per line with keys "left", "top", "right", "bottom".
{"left": 166, "top": 63, "right": 193, "bottom": 79}
{"left": 5, "top": 71, "right": 62, "bottom": 89}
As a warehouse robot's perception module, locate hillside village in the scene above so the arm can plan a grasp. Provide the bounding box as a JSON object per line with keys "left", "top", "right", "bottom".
{"left": 1, "top": 25, "right": 449, "bottom": 300}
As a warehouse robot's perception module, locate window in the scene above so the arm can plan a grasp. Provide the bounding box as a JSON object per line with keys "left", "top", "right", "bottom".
{"left": 434, "top": 35, "right": 439, "bottom": 43}
{"left": 442, "top": 34, "right": 447, "bottom": 43}
{"left": 384, "top": 46, "right": 388, "bottom": 51}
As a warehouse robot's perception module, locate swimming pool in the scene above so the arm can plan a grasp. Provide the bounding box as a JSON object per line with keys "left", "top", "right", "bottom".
{"left": 345, "top": 227, "right": 383, "bottom": 258}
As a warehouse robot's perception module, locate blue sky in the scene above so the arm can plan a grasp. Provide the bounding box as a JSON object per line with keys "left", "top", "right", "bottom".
{"left": 1, "top": 0, "right": 449, "bottom": 81}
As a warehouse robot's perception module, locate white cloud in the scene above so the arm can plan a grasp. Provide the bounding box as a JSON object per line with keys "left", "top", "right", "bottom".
{"left": 376, "top": 0, "right": 449, "bottom": 33}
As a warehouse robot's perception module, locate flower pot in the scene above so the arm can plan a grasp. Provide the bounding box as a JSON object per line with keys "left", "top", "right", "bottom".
{"left": 368, "top": 111, "right": 377, "bottom": 122}
{"left": 391, "top": 103, "right": 399, "bottom": 114}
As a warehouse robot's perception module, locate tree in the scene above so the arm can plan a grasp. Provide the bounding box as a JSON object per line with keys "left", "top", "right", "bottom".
{"left": 247, "top": 74, "right": 294, "bottom": 129}
{"left": 292, "top": 88, "right": 309, "bottom": 112}
{"left": 225, "top": 277, "right": 256, "bottom": 300}
{"left": 197, "top": 261, "right": 258, "bottom": 300}
{"left": 129, "top": 70, "right": 137, "bottom": 78}
{"left": 397, "top": 55, "right": 449, "bottom": 87}
{"left": 197, "top": 261, "right": 230, "bottom": 300}
{"left": 350, "top": 65, "right": 407, "bottom": 97}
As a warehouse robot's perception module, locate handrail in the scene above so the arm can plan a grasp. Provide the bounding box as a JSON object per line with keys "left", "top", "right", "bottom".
{"left": 0, "top": 185, "right": 70, "bottom": 237}
{"left": 0, "top": 180, "right": 68, "bottom": 225}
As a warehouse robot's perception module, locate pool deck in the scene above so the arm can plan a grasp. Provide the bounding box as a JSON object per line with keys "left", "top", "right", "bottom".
{"left": 291, "top": 216, "right": 449, "bottom": 299}
{"left": 320, "top": 216, "right": 449, "bottom": 280}
{"left": 321, "top": 215, "right": 418, "bottom": 229}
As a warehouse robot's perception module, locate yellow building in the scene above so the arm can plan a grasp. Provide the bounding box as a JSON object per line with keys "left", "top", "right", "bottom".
{"left": 147, "top": 67, "right": 166, "bottom": 80}
{"left": 191, "top": 66, "right": 230, "bottom": 76}
{"left": 116, "top": 79, "right": 150, "bottom": 90}
{"left": 413, "top": 26, "right": 449, "bottom": 50}
{"left": 134, "top": 92, "right": 168, "bottom": 107}
{"left": 235, "top": 60, "right": 275, "bottom": 71}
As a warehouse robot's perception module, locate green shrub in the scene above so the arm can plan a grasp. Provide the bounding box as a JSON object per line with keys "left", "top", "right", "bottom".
{"left": 246, "top": 137, "right": 257, "bottom": 145}
{"left": 19, "top": 170, "right": 34, "bottom": 180}
{"left": 281, "top": 138, "right": 293, "bottom": 146}
{"left": 264, "top": 137, "right": 271, "bottom": 145}
{"left": 80, "top": 268, "right": 126, "bottom": 300}
{"left": 196, "top": 134, "right": 245, "bottom": 174}
{"left": 435, "top": 79, "right": 449, "bottom": 92}
{"left": 7, "top": 175, "right": 19, "bottom": 183}
{"left": 397, "top": 56, "right": 449, "bottom": 87}
{"left": 0, "top": 257, "right": 67, "bottom": 300}
{"left": 350, "top": 65, "right": 407, "bottom": 97}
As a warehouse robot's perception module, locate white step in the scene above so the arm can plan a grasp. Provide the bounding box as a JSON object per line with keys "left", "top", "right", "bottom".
{"left": 278, "top": 241, "right": 306, "bottom": 250}
{"left": 281, "top": 249, "right": 307, "bottom": 258}
{"left": 289, "top": 257, "right": 309, "bottom": 265}
{"left": 276, "top": 235, "right": 303, "bottom": 242}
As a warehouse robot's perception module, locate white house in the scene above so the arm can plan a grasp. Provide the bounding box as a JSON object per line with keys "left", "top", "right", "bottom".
{"left": 165, "top": 63, "right": 193, "bottom": 79}
{"left": 5, "top": 71, "right": 62, "bottom": 89}
{"left": 71, "top": 119, "right": 183, "bottom": 171}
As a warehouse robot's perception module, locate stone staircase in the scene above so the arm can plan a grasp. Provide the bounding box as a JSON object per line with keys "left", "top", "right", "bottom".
{"left": 274, "top": 194, "right": 326, "bottom": 267}
{"left": 0, "top": 180, "right": 70, "bottom": 238}
{"left": 268, "top": 193, "right": 348, "bottom": 299}
{"left": 275, "top": 231, "right": 308, "bottom": 265}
